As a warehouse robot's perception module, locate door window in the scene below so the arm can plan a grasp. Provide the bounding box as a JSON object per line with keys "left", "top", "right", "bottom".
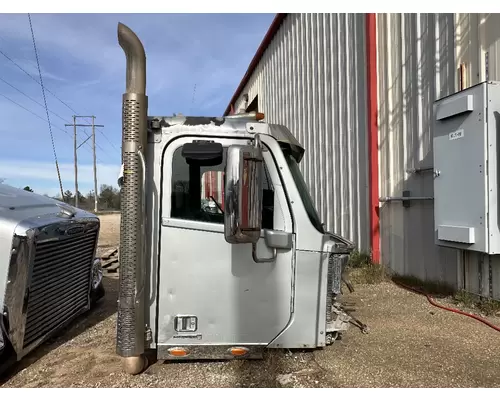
{"left": 171, "top": 144, "right": 274, "bottom": 229}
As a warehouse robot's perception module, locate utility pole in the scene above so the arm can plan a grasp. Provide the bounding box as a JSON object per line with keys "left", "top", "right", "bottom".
{"left": 92, "top": 116, "right": 98, "bottom": 213}
{"left": 73, "top": 115, "right": 78, "bottom": 208}
{"left": 65, "top": 116, "right": 104, "bottom": 210}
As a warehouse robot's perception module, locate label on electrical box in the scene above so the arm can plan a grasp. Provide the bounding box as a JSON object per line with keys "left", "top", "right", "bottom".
{"left": 449, "top": 129, "right": 464, "bottom": 141}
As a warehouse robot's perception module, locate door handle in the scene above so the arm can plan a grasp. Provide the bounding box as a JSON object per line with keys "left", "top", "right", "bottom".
{"left": 252, "top": 230, "right": 292, "bottom": 264}
{"left": 252, "top": 244, "right": 277, "bottom": 264}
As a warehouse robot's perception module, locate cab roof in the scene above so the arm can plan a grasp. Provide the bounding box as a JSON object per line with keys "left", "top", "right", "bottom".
{"left": 147, "top": 112, "right": 305, "bottom": 163}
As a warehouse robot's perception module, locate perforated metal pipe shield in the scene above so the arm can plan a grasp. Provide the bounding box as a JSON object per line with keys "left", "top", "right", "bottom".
{"left": 117, "top": 92, "right": 147, "bottom": 357}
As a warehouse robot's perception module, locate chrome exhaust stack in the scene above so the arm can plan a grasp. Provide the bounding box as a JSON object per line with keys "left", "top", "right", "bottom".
{"left": 116, "top": 22, "right": 148, "bottom": 375}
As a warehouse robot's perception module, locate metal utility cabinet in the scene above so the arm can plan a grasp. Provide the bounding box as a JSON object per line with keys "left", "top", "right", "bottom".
{"left": 433, "top": 81, "right": 500, "bottom": 254}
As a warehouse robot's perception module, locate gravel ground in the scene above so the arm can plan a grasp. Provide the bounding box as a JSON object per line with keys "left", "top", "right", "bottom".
{"left": 2, "top": 214, "right": 500, "bottom": 388}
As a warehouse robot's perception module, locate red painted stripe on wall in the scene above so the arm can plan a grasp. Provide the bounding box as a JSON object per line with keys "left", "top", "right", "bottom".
{"left": 366, "top": 13, "right": 380, "bottom": 263}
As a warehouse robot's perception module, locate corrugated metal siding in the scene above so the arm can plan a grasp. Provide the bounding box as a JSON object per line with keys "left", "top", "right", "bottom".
{"left": 376, "top": 13, "right": 460, "bottom": 285}
{"left": 377, "top": 13, "right": 500, "bottom": 298}
{"left": 456, "top": 13, "right": 500, "bottom": 299}
{"left": 233, "top": 13, "right": 370, "bottom": 251}
{"left": 230, "top": 12, "right": 500, "bottom": 299}
{"left": 465, "top": 253, "right": 500, "bottom": 299}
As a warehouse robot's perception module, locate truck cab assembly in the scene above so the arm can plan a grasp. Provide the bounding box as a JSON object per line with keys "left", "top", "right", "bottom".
{"left": 116, "top": 22, "right": 358, "bottom": 375}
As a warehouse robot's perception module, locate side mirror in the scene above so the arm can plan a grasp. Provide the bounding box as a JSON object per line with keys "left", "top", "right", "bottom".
{"left": 224, "top": 135, "right": 264, "bottom": 244}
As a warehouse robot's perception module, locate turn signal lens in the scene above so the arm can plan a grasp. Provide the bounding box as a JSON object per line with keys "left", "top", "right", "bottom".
{"left": 229, "top": 347, "right": 249, "bottom": 356}
{"left": 168, "top": 347, "right": 188, "bottom": 357}
{"left": 256, "top": 112, "right": 265, "bottom": 121}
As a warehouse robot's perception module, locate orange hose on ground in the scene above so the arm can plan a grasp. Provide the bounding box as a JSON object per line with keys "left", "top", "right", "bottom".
{"left": 394, "top": 281, "right": 500, "bottom": 333}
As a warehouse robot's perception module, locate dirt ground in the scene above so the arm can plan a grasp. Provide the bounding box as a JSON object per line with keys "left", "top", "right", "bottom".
{"left": 2, "top": 213, "right": 500, "bottom": 388}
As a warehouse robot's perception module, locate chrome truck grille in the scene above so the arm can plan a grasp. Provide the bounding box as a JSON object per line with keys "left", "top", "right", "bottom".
{"left": 22, "top": 225, "right": 98, "bottom": 349}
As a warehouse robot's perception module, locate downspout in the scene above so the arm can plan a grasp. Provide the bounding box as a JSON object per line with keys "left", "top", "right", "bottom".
{"left": 366, "top": 14, "right": 380, "bottom": 263}
{"left": 116, "top": 22, "right": 148, "bottom": 375}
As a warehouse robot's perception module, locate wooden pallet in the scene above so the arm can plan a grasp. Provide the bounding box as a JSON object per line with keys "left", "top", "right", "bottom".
{"left": 100, "top": 247, "right": 119, "bottom": 273}
{"left": 101, "top": 248, "right": 118, "bottom": 260}
{"left": 102, "top": 257, "right": 119, "bottom": 273}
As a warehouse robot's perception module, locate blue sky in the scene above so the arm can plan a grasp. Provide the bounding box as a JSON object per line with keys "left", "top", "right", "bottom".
{"left": 0, "top": 13, "right": 274, "bottom": 197}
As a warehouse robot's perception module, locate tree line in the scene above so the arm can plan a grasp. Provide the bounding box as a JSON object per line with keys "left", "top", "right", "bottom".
{"left": 22, "top": 184, "right": 121, "bottom": 211}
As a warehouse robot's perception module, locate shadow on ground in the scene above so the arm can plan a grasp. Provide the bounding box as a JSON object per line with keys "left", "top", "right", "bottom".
{"left": 0, "top": 276, "right": 118, "bottom": 384}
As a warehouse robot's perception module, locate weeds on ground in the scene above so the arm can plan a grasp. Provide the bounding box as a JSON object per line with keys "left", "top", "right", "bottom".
{"left": 391, "top": 274, "right": 455, "bottom": 297}
{"left": 454, "top": 290, "right": 500, "bottom": 316}
{"left": 391, "top": 274, "right": 500, "bottom": 316}
{"left": 346, "top": 250, "right": 388, "bottom": 285}
{"left": 344, "top": 251, "right": 500, "bottom": 315}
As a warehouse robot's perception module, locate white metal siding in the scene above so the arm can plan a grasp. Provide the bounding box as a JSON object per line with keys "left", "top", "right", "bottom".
{"left": 378, "top": 13, "right": 500, "bottom": 298}
{"left": 234, "top": 13, "right": 370, "bottom": 251}
{"left": 230, "top": 13, "right": 500, "bottom": 299}
{"left": 376, "top": 13, "right": 460, "bottom": 285}
{"left": 455, "top": 13, "right": 500, "bottom": 299}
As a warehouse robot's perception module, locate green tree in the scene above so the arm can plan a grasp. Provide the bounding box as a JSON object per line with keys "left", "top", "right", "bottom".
{"left": 99, "top": 184, "right": 121, "bottom": 210}
{"left": 23, "top": 186, "right": 34, "bottom": 192}
{"left": 86, "top": 190, "right": 96, "bottom": 208}
{"left": 76, "top": 191, "right": 85, "bottom": 204}
{"left": 63, "top": 190, "right": 74, "bottom": 205}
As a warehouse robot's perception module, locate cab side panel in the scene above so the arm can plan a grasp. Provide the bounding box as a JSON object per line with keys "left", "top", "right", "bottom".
{"left": 268, "top": 250, "right": 327, "bottom": 349}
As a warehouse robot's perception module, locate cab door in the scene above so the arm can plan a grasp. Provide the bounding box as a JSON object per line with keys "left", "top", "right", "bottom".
{"left": 156, "top": 136, "right": 294, "bottom": 350}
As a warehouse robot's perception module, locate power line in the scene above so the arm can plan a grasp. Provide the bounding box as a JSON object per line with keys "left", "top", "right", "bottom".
{"left": 0, "top": 54, "right": 112, "bottom": 159}
{"left": 1, "top": 92, "right": 105, "bottom": 164}
{"left": 65, "top": 116, "right": 104, "bottom": 209}
{"left": 78, "top": 134, "right": 92, "bottom": 149}
{"left": 62, "top": 125, "right": 104, "bottom": 164}
{"left": 0, "top": 46, "right": 120, "bottom": 157}
{"left": 98, "top": 129, "right": 121, "bottom": 153}
{"left": 70, "top": 110, "right": 119, "bottom": 153}
{"left": 28, "top": 13, "right": 64, "bottom": 200}
{"left": 0, "top": 33, "right": 39, "bottom": 71}
{"left": 0, "top": 76, "right": 70, "bottom": 124}
{"left": 0, "top": 48, "right": 80, "bottom": 115}
{"left": 82, "top": 126, "right": 108, "bottom": 155}
{"left": 0, "top": 71, "right": 111, "bottom": 161}
{"left": 0, "top": 92, "right": 63, "bottom": 127}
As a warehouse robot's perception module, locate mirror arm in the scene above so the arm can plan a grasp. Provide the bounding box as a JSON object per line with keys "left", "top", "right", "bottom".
{"left": 252, "top": 243, "right": 277, "bottom": 264}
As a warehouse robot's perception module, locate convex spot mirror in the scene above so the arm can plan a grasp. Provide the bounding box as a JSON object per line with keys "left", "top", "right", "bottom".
{"left": 224, "top": 135, "right": 264, "bottom": 244}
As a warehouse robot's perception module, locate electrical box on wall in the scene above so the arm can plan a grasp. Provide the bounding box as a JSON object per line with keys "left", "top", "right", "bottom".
{"left": 433, "top": 81, "right": 500, "bottom": 254}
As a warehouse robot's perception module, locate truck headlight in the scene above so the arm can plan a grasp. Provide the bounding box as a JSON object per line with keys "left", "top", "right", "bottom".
{"left": 92, "top": 258, "right": 103, "bottom": 290}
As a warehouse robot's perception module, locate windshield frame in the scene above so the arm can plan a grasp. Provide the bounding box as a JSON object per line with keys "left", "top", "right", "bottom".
{"left": 282, "top": 147, "right": 325, "bottom": 234}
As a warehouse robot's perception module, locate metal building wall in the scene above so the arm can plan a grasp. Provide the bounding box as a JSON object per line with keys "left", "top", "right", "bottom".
{"left": 230, "top": 12, "right": 500, "bottom": 298}
{"left": 455, "top": 13, "right": 500, "bottom": 299}
{"left": 376, "top": 13, "right": 460, "bottom": 285}
{"left": 233, "top": 13, "right": 371, "bottom": 252}
{"left": 377, "top": 13, "right": 500, "bottom": 299}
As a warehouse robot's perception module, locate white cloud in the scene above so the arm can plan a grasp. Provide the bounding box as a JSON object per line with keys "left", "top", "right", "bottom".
{"left": 9, "top": 58, "right": 67, "bottom": 83}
